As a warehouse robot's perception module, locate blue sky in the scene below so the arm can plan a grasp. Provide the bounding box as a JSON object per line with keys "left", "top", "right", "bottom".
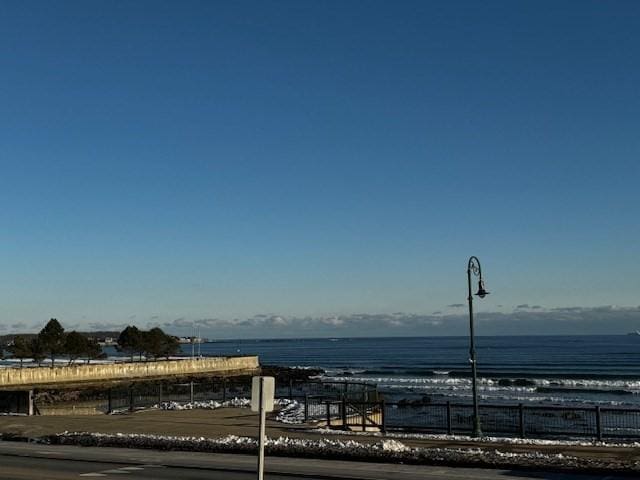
{"left": 1, "top": 1, "right": 639, "bottom": 337}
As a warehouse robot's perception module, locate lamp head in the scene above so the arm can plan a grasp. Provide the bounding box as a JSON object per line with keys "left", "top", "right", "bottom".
{"left": 475, "top": 279, "right": 489, "bottom": 299}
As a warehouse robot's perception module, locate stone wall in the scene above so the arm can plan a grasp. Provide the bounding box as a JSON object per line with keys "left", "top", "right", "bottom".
{"left": 0, "top": 356, "right": 259, "bottom": 390}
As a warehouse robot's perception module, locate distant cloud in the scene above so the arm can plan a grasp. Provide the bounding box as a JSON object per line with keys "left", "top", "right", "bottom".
{"left": 432, "top": 311, "right": 442, "bottom": 315}
{"left": 0, "top": 324, "right": 6, "bottom": 331}
{"left": 447, "top": 304, "right": 464, "bottom": 308}
{"left": 516, "top": 304, "right": 530, "bottom": 309}
{"left": 164, "top": 317, "right": 193, "bottom": 328}
{"left": 88, "top": 322, "right": 128, "bottom": 331}
{"left": 128, "top": 314, "right": 137, "bottom": 320}
{"left": 158, "top": 305, "right": 640, "bottom": 338}
{"left": 530, "top": 305, "right": 542, "bottom": 310}
{"left": 11, "top": 323, "right": 27, "bottom": 330}
{"left": 164, "top": 312, "right": 447, "bottom": 335}
{"left": 550, "top": 306, "right": 584, "bottom": 312}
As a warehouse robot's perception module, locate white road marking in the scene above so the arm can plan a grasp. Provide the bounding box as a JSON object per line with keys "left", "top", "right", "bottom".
{"left": 80, "top": 466, "right": 144, "bottom": 477}
{"left": 79, "top": 464, "right": 164, "bottom": 477}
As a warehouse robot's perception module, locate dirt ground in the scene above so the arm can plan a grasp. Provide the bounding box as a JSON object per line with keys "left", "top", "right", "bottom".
{"left": 1, "top": 407, "right": 639, "bottom": 463}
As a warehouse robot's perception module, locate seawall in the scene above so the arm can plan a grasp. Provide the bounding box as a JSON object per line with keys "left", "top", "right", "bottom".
{"left": 0, "top": 356, "right": 260, "bottom": 390}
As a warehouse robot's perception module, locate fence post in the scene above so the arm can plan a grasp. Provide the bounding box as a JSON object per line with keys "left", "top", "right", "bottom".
{"left": 158, "top": 383, "right": 163, "bottom": 405}
{"left": 128, "top": 385, "right": 134, "bottom": 412}
{"left": 326, "top": 401, "right": 331, "bottom": 428}
{"left": 341, "top": 396, "right": 347, "bottom": 431}
{"left": 446, "top": 401, "right": 452, "bottom": 435}
{"left": 361, "top": 402, "right": 366, "bottom": 432}
{"left": 595, "top": 406, "right": 602, "bottom": 441}
{"left": 190, "top": 381, "right": 194, "bottom": 403}
{"left": 222, "top": 378, "right": 227, "bottom": 402}
{"left": 519, "top": 403, "right": 526, "bottom": 438}
{"left": 380, "top": 400, "right": 386, "bottom": 434}
{"left": 107, "top": 389, "right": 112, "bottom": 414}
{"left": 304, "top": 394, "right": 309, "bottom": 423}
{"left": 289, "top": 379, "right": 293, "bottom": 400}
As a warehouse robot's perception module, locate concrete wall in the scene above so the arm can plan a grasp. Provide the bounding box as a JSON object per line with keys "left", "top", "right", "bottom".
{"left": 0, "top": 356, "right": 259, "bottom": 390}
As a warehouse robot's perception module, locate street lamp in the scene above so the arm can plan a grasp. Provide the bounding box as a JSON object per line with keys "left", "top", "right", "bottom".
{"left": 467, "top": 256, "right": 489, "bottom": 437}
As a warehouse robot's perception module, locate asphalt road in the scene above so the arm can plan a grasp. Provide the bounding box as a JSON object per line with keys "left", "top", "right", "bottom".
{"left": 0, "top": 441, "right": 631, "bottom": 480}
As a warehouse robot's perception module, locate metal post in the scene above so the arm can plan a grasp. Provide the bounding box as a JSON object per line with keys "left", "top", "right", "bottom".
{"left": 223, "top": 378, "right": 227, "bottom": 402}
{"left": 341, "top": 396, "right": 347, "bottom": 430}
{"left": 158, "top": 383, "right": 163, "bottom": 405}
{"left": 467, "top": 256, "right": 485, "bottom": 437}
{"left": 288, "top": 379, "right": 293, "bottom": 400}
{"left": 446, "top": 401, "right": 452, "bottom": 435}
{"left": 128, "top": 386, "right": 134, "bottom": 412}
{"left": 595, "top": 406, "right": 602, "bottom": 441}
{"left": 326, "top": 401, "right": 331, "bottom": 428}
{"left": 257, "top": 377, "right": 266, "bottom": 480}
{"left": 380, "top": 400, "right": 386, "bottom": 433}
{"left": 304, "top": 394, "right": 309, "bottom": 423}
{"left": 27, "top": 390, "right": 34, "bottom": 416}
{"left": 190, "top": 381, "right": 194, "bottom": 403}
{"left": 519, "top": 403, "right": 526, "bottom": 438}
{"left": 361, "top": 402, "right": 366, "bottom": 432}
{"left": 107, "top": 389, "right": 112, "bottom": 414}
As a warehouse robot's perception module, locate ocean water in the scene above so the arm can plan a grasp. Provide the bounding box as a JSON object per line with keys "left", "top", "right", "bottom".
{"left": 191, "top": 335, "right": 640, "bottom": 407}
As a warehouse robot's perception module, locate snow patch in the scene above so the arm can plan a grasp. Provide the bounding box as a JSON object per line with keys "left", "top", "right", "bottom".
{"left": 311, "top": 428, "right": 640, "bottom": 447}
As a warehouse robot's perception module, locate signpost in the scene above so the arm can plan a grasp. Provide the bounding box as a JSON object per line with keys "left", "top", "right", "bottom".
{"left": 251, "top": 376, "right": 275, "bottom": 480}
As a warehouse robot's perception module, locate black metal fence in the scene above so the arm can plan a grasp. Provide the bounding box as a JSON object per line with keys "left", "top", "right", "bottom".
{"left": 35, "top": 378, "right": 377, "bottom": 414}
{"left": 34, "top": 378, "right": 640, "bottom": 440}
{"left": 306, "top": 398, "right": 640, "bottom": 440}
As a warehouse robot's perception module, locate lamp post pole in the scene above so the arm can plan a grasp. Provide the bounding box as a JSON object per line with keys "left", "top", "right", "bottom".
{"left": 467, "top": 256, "right": 488, "bottom": 437}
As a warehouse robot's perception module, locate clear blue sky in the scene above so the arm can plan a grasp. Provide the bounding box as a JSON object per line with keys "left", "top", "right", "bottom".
{"left": 1, "top": 1, "right": 639, "bottom": 337}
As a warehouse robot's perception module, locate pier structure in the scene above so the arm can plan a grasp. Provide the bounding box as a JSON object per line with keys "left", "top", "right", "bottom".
{"left": 0, "top": 356, "right": 259, "bottom": 415}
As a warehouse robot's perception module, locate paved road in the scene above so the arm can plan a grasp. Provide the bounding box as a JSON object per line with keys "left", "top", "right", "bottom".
{"left": 0, "top": 441, "right": 631, "bottom": 480}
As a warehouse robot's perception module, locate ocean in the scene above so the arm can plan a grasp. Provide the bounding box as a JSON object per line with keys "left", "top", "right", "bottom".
{"left": 189, "top": 335, "right": 640, "bottom": 408}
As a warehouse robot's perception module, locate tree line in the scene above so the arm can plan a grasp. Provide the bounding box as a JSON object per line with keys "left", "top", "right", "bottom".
{"left": 8, "top": 319, "right": 104, "bottom": 367}
{"left": 116, "top": 325, "right": 180, "bottom": 360}
{"left": 6, "top": 319, "right": 181, "bottom": 367}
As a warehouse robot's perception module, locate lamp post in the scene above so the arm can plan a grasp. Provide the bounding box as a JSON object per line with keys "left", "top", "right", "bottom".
{"left": 467, "top": 256, "right": 489, "bottom": 437}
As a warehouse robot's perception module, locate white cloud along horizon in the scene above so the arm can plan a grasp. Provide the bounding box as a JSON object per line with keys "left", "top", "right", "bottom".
{"left": 7, "top": 305, "right": 639, "bottom": 339}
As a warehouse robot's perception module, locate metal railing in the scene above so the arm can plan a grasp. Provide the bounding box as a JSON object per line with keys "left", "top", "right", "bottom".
{"left": 33, "top": 378, "right": 640, "bottom": 439}
{"left": 34, "top": 378, "right": 378, "bottom": 414}
{"left": 306, "top": 399, "right": 640, "bottom": 440}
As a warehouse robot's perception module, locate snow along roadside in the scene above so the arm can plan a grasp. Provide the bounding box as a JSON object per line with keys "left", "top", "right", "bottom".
{"left": 48, "top": 432, "right": 638, "bottom": 475}
{"left": 310, "top": 428, "right": 640, "bottom": 448}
